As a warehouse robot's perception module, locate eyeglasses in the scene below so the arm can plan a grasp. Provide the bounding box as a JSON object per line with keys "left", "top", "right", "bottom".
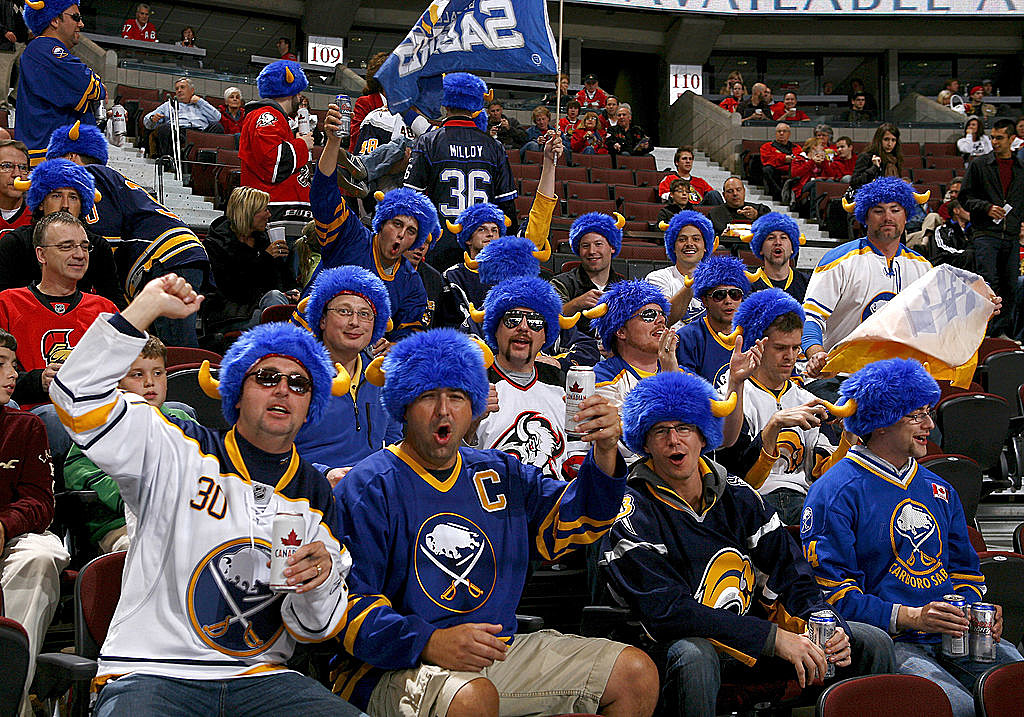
{"left": 708, "top": 288, "right": 745, "bottom": 302}
{"left": 0, "top": 162, "right": 28, "bottom": 174}
{"left": 903, "top": 409, "right": 936, "bottom": 425}
{"left": 650, "top": 423, "right": 698, "bottom": 441}
{"left": 631, "top": 308, "right": 666, "bottom": 323}
{"left": 62, "top": 12, "right": 82, "bottom": 22}
{"left": 502, "top": 310, "right": 545, "bottom": 332}
{"left": 325, "top": 306, "right": 374, "bottom": 323}
{"left": 245, "top": 368, "right": 313, "bottom": 394}
{"left": 40, "top": 240, "right": 91, "bottom": 253}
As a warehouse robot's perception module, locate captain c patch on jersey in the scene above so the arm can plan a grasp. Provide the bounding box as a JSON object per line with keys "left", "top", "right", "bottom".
{"left": 414, "top": 513, "right": 496, "bottom": 614}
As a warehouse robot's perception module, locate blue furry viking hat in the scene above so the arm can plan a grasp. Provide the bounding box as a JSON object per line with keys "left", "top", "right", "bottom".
{"left": 852, "top": 176, "right": 927, "bottom": 224}
{"left": 214, "top": 322, "right": 337, "bottom": 426}
{"left": 837, "top": 358, "right": 940, "bottom": 436}
{"left": 731, "top": 288, "right": 805, "bottom": 342}
{"left": 483, "top": 277, "right": 562, "bottom": 351}
{"left": 372, "top": 188, "right": 439, "bottom": 250}
{"left": 476, "top": 236, "right": 546, "bottom": 285}
{"left": 23, "top": 0, "right": 77, "bottom": 36}
{"left": 24, "top": 159, "right": 98, "bottom": 218}
{"left": 569, "top": 212, "right": 624, "bottom": 257}
{"left": 448, "top": 203, "right": 509, "bottom": 248}
{"left": 691, "top": 255, "right": 751, "bottom": 300}
{"left": 47, "top": 122, "right": 109, "bottom": 165}
{"left": 257, "top": 60, "right": 308, "bottom": 99}
{"left": 442, "top": 73, "right": 489, "bottom": 113}
{"left": 750, "top": 212, "right": 801, "bottom": 260}
{"left": 303, "top": 266, "right": 392, "bottom": 345}
{"left": 376, "top": 328, "right": 491, "bottom": 422}
{"left": 663, "top": 210, "right": 715, "bottom": 264}
{"left": 621, "top": 372, "right": 733, "bottom": 455}
{"left": 590, "top": 279, "right": 670, "bottom": 352}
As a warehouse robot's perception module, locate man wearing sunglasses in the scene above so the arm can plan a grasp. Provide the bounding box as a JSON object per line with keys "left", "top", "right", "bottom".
{"left": 50, "top": 273, "right": 367, "bottom": 717}
{"left": 803, "top": 358, "right": 1022, "bottom": 717}
{"left": 472, "top": 276, "right": 588, "bottom": 480}
{"left": 17, "top": 1, "right": 104, "bottom": 167}
{"left": 675, "top": 255, "right": 751, "bottom": 392}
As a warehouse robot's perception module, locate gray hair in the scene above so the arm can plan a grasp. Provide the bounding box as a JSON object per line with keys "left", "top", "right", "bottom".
{"left": 815, "top": 123, "right": 834, "bottom": 137}
{"left": 618, "top": 103, "right": 632, "bottom": 115}
{"left": 224, "top": 86, "right": 242, "bottom": 102}
{"left": 175, "top": 77, "right": 194, "bottom": 89}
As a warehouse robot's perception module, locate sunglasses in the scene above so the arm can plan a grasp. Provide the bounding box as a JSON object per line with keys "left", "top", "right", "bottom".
{"left": 62, "top": 12, "right": 82, "bottom": 22}
{"left": 632, "top": 308, "right": 666, "bottom": 323}
{"left": 502, "top": 310, "right": 545, "bottom": 332}
{"left": 245, "top": 368, "right": 313, "bottom": 395}
{"left": 708, "top": 288, "right": 745, "bottom": 302}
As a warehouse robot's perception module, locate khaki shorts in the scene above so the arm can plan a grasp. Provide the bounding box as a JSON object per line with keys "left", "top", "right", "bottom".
{"left": 366, "top": 629, "right": 626, "bottom": 717}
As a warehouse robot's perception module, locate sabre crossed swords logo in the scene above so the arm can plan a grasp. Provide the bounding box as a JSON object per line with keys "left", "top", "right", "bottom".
{"left": 420, "top": 521, "right": 487, "bottom": 601}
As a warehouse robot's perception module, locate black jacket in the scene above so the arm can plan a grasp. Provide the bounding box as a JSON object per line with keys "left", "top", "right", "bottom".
{"left": 959, "top": 151, "right": 1024, "bottom": 241}
{"left": 707, "top": 203, "right": 770, "bottom": 236}
{"left": 551, "top": 263, "right": 626, "bottom": 338}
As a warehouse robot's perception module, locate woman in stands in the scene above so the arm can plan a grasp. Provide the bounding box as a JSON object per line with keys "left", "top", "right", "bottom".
{"left": 851, "top": 122, "right": 903, "bottom": 190}
{"left": 202, "top": 186, "right": 299, "bottom": 331}
{"left": 218, "top": 87, "right": 245, "bottom": 135}
{"left": 956, "top": 115, "right": 992, "bottom": 160}
{"left": 177, "top": 26, "right": 197, "bottom": 47}
{"left": 571, "top": 111, "right": 607, "bottom": 155}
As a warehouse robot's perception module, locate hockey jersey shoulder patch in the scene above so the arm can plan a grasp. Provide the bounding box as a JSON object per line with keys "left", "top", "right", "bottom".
{"left": 256, "top": 112, "right": 277, "bottom": 128}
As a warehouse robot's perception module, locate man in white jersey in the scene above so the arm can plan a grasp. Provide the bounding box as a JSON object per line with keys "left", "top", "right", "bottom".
{"left": 646, "top": 210, "right": 714, "bottom": 330}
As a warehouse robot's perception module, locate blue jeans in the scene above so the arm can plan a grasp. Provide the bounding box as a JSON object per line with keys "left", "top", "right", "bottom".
{"left": 581, "top": 146, "right": 596, "bottom": 154}
{"left": 663, "top": 621, "right": 895, "bottom": 717}
{"left": 94, "top": 672, "right": 367, "bottom": 717}
{"left": 150, "top": 267, "right": 204, "bottom": 347}
{"left": 894, "top": 639, "right": 1023, "bottom": 717}
{"left": 700, "top": 190, "right": 725, "bottom": 206}
{"left": 360, "top": 137, "right": 412, "bottom": 183}
{"left": 764, "top": 487, "right": 806, "bottom": 526}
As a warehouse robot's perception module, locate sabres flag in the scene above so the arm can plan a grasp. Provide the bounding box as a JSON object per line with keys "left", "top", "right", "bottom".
{"left": 823, "top": 265, "right": 996, "bottom": 387}
{"left": 374, "top": 0, "right": 559, "bottom": 119}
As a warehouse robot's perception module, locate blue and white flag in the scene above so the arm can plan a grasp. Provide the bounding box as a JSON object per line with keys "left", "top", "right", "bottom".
{"left": 375, "top": 0, "right": 558, "bottom": 118}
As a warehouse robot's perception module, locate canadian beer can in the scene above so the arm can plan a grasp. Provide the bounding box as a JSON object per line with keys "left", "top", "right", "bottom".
{"left": 969, "top": 602, "right": 997, "bottom": 662}
{"left": 808, "top": 610, "right": 836, "bottom": 680}
{"left": 269, "top": 512, "right": 305, "bottom": 592}
{"left": 942, "top": 594, "right": 968, "bottom": 658}
{"left": 565, "top": 366, "right": 595, "bottom": 440}
{"left": 335, "top": 94, "right": 352, "bottom": 138}
{"left": 297, "top": 107, "right": 310, "bottom": 135}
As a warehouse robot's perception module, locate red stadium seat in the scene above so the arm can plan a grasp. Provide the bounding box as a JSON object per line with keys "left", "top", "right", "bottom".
{"left": 852, "top": 141, "right": 868, "bottom": 153}
{"left": 506, "top": 148, "right": 520, "bottom": 165}
{"left": 567, "top": 198, "right": 616, "bottom": 217}
{"left": 184, "top": 130, "right": 236, "bottom": 152}
{"left": 920, "top": 454, "right": 983, "bottom": 524}
{"left": 514, "top": 195, "right": 533, "bottom": 219}
{"left": 573, "top": 153, "right": 613, "bottom": 169}
{"left": 901, "top": 142, "right": 922, "bottom": 155}
{"left": 165, "top": 346, "right": 222, "bottom": 370}
{"left": 929, "top": 156, "right": 966, "bottom": 171}
{"left": 975, "top": 661, "right": 1024, "bottom": 717}
{"left": 566, "top": 182, "right": 610, "bottom": 200}
{"left": 555, "top": 166, "right": 588, "bottom": 183}
{"left": 622, "top": 202, "right": 662, "bottom": 222}
{"left": 936, "top": 392, "right": 1010, "bottom": 474}
{"left": 619, "top": 244, "right": 668, "bottom": 261}
{"left": 116, "top": 84, "right": 161, "bottom": 103}
{"left": 217, "top": 148, "right": 240, "bottom": 167}
{"left": 817, "top": 674, "right": 952, "bottom": 717}
{"left": 522, "top": 150, "right": 544, "bottom": 164}
{"left": 977, "top": 337, "right": 1019, "bottom": 363}
{"left": 901, "top": 155, "right": 924, "bottom": 170}
{"left": 978, "top": 350, "right": 1024, "bottom": 417}
{"left": 924, "top": 142, "right": 958, "bottom": 157}
{"left": 615, "top": 155, "right": 656, "bottom": 172}
{"left": 613, "top": 186, "right": 659, "bottom": 204}
{"left": 591, "top": 168, "right": 634, "bottom": 185}
{"left": 635, "top": 170, "right": 665, "bottom": 187}
{"left": 260, "top": 304, "right": 298, "bottom": 324}
{"left": 512, "top": 164, "right": 541, "bottom": 181}
{"left": 912, "top": 168, "right": 955, "bottom": 185}
{"left": 520, "top": 179, "right": 539, "bottom": 197}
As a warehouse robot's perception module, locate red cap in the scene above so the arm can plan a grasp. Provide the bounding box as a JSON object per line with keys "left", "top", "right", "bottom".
{"left": 970, "top": 86, "right": 984, "bottom": 95}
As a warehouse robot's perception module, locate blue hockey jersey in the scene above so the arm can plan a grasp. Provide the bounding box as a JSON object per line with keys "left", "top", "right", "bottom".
{"left": 801, "top": 446, "right": 985, "bottom": 643}
{"left": 676, "top": 316, "right": 735, "bottom": 393}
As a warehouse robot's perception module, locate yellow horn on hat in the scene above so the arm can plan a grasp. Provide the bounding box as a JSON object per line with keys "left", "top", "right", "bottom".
{"left": 386, "top": 318, "right": 393, "bottom": 332}
{"left": 471, "top": 337, "right": 494, "bottom": 367}
{"left": 710, "top": 392, "right": 738, "bottom": 417}
{"left": 744, "top": 270, "right": 759, "bottom": 282}
{"left": 718, "top": 327, "right": 742, "bottom": 342}
{"left": 582, "top": 303, "right": 608, "bottom": 319}
{"left": 296, "top": 296, "right": 310, "bottom": 312}
{"left": 12, "top": 178, "right": 30, "bottom": 191}
{"left": 285, "top": 67, "right": 295, "bottom": 84}
{"left": 446, "top": 219, "right": 463, "bottom": 234}
{"left": 712, "top": 235, "right": 720, "bottom": 252}
{"left": 740, "top": 232, "right": 753, "bottom": 244}
{"left": 198, "top": 360, "right": 220, "bottom": 399}
{"left": 468, "top": 303, "right": 485, "bottom": 323}
{"left": 612, "top": 212, "right": 626, "bottom": 229}
{"left": 373, "top": 190, "right": 385, "bottom": 201}
{"left": 503, "top": 215, "right": 512, "bottom": 228}
{"left": 94, "top": 189, "right": 102, "bottom": 203}
{"left": 483, "top": 89, "right": 494, "bottom": 103}
{"left": 331, "top": 363, "right": 352, "bottom": 396}
{"left": 364, "top": 355, "right": 386, "bottom": 386}
{"left": 798, "top": 233, "right": 807, "bottom": 245}
{"left": 69, "top": 121, "right": 80, "bottom": 141}
{"left": 25, "top": 0, "right": 44, "bottom": 9}
{"left": 913, "top": 190, "right": 931, "bottom": 205}
{"left": 532, "top": 239, "right": 551, "bottom": 262}
{"left": 683, "top": 274, "right": 694, "bottom": 288}
{"left": 821, "top": 398, "right": 857, "bottom": 417}
{"left": 842, "top": 197, "right": 856, "bottom": 214}
{"left": 559, "top": 312, "right": 581, "bottom": 329}
{"left": 658, "top": 220, "right": 670, "bottom": 231}
{"left": 464, "top": 251, "right": 479, "bottom": 270}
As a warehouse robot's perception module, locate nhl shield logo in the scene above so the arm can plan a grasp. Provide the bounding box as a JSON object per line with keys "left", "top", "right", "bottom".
{"left": 414, "top": 513, "right": 496, "bottom": 614}
{"left": 187, "top": 538, "right": 284, "bottom": 657}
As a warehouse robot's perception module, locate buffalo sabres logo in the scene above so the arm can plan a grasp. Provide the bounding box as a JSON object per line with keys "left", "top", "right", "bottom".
{"left": 491, "top": 411, "right": 564, "bottom": 477}
{"left": 695, "top": 547, "right": 756, "bottom": 615}
{"left": 890, "top": 499, "right": 944, "bottom": 576}
{"left": 862, "top": 292, "right": 896, "bottom": 322}
{"left": 776, "top": 429, "right": 806, "bottom": 473}
{"left": 255, "top": 111, "right": 277, "bottom": 128}
{"left": 297, "top": 161, "right": 314, "bottom": 188}
{"left": 801, "top": 506, "right": 813, "bottom": 536}
{"left": 614, "top": 494, "right": 637, "bottom": 535}
{"left": 414, "top": 514, "right": 496, "bottom": 614}
{"left": 40, "top": 329, "right": 74, "bottom": 364}
{"left": 187, "top": 538, "right": 284, "bottom": 657}
{"left": 51, "top": 46, "right": 68, "bottom": 59}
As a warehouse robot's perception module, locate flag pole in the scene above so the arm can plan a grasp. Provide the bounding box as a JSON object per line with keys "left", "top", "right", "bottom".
{"left": 553, "top": 0, "right": 564, "bottom": 166}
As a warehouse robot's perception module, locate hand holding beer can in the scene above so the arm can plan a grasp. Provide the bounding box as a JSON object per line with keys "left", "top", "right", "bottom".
{"left": 269, "top": 512, "right": 306, "bottom": 592}
{"left": 565, "top": 366, "right": 595, "bottom": 440}
{"left": 335, "top": 94, "right": 352, "bottom": 138}
{"left": 941, "top": 594, "right": 969, "bottom": 658}
{"left": 808, "top": 610, "right": 836, "bottom": 680}
{"left": 969, "top": 602, "right": 997, "bottom": 662}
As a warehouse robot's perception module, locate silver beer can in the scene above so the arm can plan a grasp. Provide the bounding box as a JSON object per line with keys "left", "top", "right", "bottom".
{"left": 297, "top": 107, "right": 310, "bottom": 135}
{"left": 808, "top": 610, "right": 836, "bottom": 680}
{"left": 942, "top": 594, "right": 968, "bottom": 658}
{"left": 564, "top": 366, "right": 595, "bottom": 440}
{"left": 269, "top": 512, "right": 306, "bottom": 592}
{"left": 335, "top": 94, "right": 352, "bottom": 138}
{"left": 969, "top": 602, "right": 997, "bottom": 662}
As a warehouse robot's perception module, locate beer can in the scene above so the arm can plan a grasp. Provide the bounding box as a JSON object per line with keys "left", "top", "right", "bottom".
{"left": 269, "top": 512, "right": 306, "bottom": 592}
{"left": 335, "top": 94, "right": 353, "bottom": 138}
{"left": 969, "top": 602, "right": 997, "bottom": 662}
{"left": 808, "top": 610, "right": 836, "bottom": 680}
{"left": 296, "top": 107, "right": 310, "bottom": 135}
{"left": 564, "top": 366, "right": 595, "bottom": 440}
{"left": 942, "top": 594, "right": 968, "bottom": 658}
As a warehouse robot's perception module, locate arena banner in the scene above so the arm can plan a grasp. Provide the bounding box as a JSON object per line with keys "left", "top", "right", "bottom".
{"left": 376, "top": 0, "right": 559, "bottom": 118}
{"left": 574, "top": 0, "right": 1021, "bottom": 14}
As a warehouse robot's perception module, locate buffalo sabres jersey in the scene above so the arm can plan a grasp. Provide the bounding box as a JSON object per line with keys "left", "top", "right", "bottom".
{"left": 50, "top": 316, "right": 351, "bottom": 683}
{"left": 740, "top": 377, "right": 851, "bottom": 496}
{"left": 802, "top": 239, "right": 931, "bottom": 353}
{"left": 404, "top": 117, "right": 517, "bottom": 223}
{"left": 353, "top": 104, "right": 415, "bottom": 156}
{"left": 600, "top": 458, "right": 844, "bottom": 665}
{"left": 676, "top": 316, "right": 735, "bottom": 394}
{"left": 801, "top": 446, "right": 985, "bottom": 643}
{"left": 475, "top": 363, "right": 588, "bottom": 480}
{"left": 331, "top": 443, "right": 626, "bottom": 707}
{"left": 595, "top": 355, "right": 661, "bottom": 465}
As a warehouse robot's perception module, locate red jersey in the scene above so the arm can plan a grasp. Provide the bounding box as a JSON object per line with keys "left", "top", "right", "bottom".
{"left": 239, "top": 101, "right": 312, "bottom": 221}
{"left": 349, "top": 93, "right": 385, "bottom": 153}
{"left": 281, "top": 52, "right": 298, "bottom": 61}
{"left": 0, "top": 203, "right": 30, "bottom": 236}
{"left": 771, "top": 106, "right": 810, "bottom": 122}
{"left": 121, "top": 19, "right": 157, "bottom": 42}
{"left": 658, "top": 173, "right": 714, "bottom": 203}
{"left": 760, "top": 141, "right": 800, "bottom": 170}
{"left": 832, "top": 153, "right": 856, "bottom": 177}
{"left": 559, "top": 116, "right": 583, "bottom": 134}
{"left": 575, "top": 87, "right": 607, "bottom": 111}
{"left": 719, "top": 97, "right": 740, "bottom": 113}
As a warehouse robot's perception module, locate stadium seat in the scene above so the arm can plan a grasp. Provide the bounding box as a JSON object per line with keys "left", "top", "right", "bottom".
{"left": 935, "top": 392, "right": 1009, "bottom": 475}
{"left": 573, "top": 153, "right": 613, "bottom": 169}
{"left": 522, "top": 150, "right": 544, "bottom": 165}
{"left": 613, "top": 185, "right": 659, "bottom": 204}
{"left": 977, "top": 553, "right": 1024, "bottom": 648}
{"left": 115, "top": 84, "right": 161, "bottom": 103}
{"left": 968, "top": 525, "right": 988, "bottom": 553}
{"left": 901, "top": 142, "right": 923, "bottom": 156}
{"left": 259, "top": 304, "right": 298, "bottom": 324}
{"left": 512, "top": 164, "right": 541, "bottom": 181}
{"left": 506, "top": 149, "right": 519, "bottom": 165}
{"left": 165, "top": 346, "right": 222, "bottom": 370}
{"left": 184, "top": 130, "right": 236, "bottom": 152}
{"left": 978, "top": 337, "right": 1020, "bottom": 364}
{"left": 923, "top": 142, "right": 958, "bottom": 157}
{"left": 901, "top": 155, "right": 924, "bottom": 170}
{"left": 514, "top": 195, "right": 533, "bottom": 219}
{"left": 817, "top": 674, "right": 952, "bottom": 717}
{"left": 166, "top": 368, "right": 230, "bottom": 431}
{"left": 622, "top": 202, "right": 662, "bottom": 223}
{"left": 929, "top": 156, "right": 965, "bottom": 171}
{"left": 566, "top": 182, "right": 610, "bottom": 201}
{"left": 0, "top": 615, "right": 29, "bottom": 717}
{"left": 634, "top": 170, "right": 665, "bottom": 187}
{"left": 619, "top": 244, "right": 669, "bottom": 261}
{"left": 591, "top": 168, "right": 634, "bottom": 185}
{"left": 975, "top": 661, "right": 1024, "bottom": 717}
{"left": 978, "top": 350, "right": 1024, "bottom": 418}
{"left": 520, "top": 178, "right": 539, "bottom": 197}
{"left": 912, "top": 168, "right": 955, "bottom": 186}
{"left": 567, "top": 198, "right": 616, "bottom": 218}
{"left": 852, "top": 141, "right": 868, "bottom": 153}
{"left": 555, "top": 166, "right": 588, "bottom": 183}
{"left": 920, "top": 454, "right": 982, "bottom": 525}
{"left": 614, "top": 155, "right": 656, "bottom": 172}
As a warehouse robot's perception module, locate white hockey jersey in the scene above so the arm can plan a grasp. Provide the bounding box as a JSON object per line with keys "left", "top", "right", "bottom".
{"left": 645, "top": 264, "right": 705, "bottom": 331}
{"left": 50, "top": 316, "right": 351, "bottom": 685}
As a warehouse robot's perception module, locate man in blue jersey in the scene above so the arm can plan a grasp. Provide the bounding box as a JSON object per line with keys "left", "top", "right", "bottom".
{"left": 17, "top": 1, "right": 104, "bottom": 167}
{"left": 802, "top": 358, "right": 1022, "bottom": 717}
{"left": 601, "top": 371, "right": 895, "bottom": 717}
{"left": 331, "top": 328, "right": 658, "bottom": 717}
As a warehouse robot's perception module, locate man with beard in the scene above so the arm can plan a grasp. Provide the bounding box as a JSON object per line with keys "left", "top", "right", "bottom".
{"left": 647, "top": 210, "right": 715, "bottom": 330}
{"left": 707, "top": 177, "right": 770, "bottom": 237}
{"left": 745, "top": 212, "right": 810, "bottom": 301}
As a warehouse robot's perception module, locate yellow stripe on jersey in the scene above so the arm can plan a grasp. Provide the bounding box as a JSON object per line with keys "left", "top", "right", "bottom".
{"left": 387, "top": 444, "right": 462, "bottom": 492}
{"left": 534, "top": 480, "right": 619, "bottom": 561}
{"left": 824, "top": 583, "right": 862, "bottom": 604}
{"left": 53, "top": 397, "right": 118, "bottom": 433}
{"left": 342, "top": 596, "right": 391, "bottom": 653}
{"left": 813, "top": 246, "right": 873, "bottom": 274}
{"left": 709, "top": 638, "right": 757, "bottom": 667}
